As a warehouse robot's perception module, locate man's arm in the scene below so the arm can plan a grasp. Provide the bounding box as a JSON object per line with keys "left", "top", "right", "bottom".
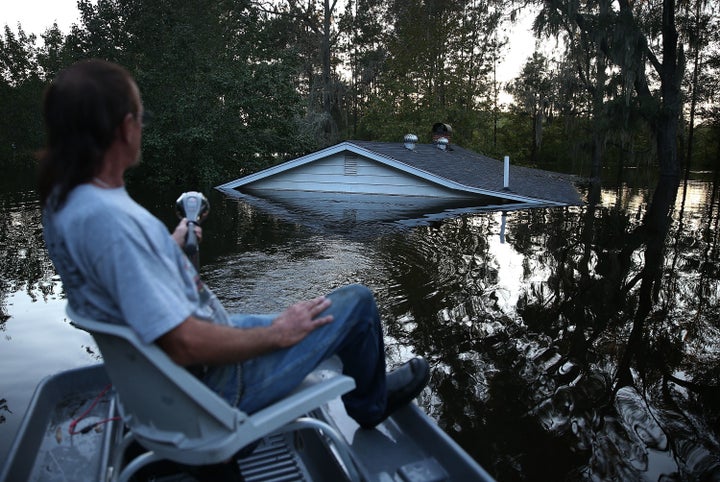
{"left": 156, "top": 296, "right": 333, "bottom": 366}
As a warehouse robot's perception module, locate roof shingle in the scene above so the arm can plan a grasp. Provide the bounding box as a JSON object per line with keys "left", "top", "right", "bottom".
{"left": 348, "top": 140, "right": 583, "bottom": 205}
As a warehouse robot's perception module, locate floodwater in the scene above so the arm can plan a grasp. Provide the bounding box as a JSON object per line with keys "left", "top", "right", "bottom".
{"left": 1, "top": 171, "right": 719, "bottom": 480}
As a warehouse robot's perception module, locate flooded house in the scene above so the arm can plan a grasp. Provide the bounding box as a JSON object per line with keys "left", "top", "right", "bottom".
{"left": 216, "top": 124, "right": 583, "bottom": 224}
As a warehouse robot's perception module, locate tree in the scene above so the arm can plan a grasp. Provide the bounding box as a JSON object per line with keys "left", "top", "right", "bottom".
{"left": 681, "top": 0, "right": 717, "bottom": 175}
{"left": 507, "top": 51, "right": 555, "bottom": 165}
{"left": 534, "top": 0, "right": 688, "bottom": 180}
{"left": 356, "top": 0, "right": 506, "bottom": 147}
{"left": 701, "top": 24, "right": 720, "bottom": 171}
{"left": 338, "top": 0, "right": 389, "bottom": 137}
{"left": 0, "top": 25, "right": 44, "bottom": 167}
{"left": 252, "top": 0, "right": 348, "bottom": 145}
{"left": 70, "top": 0, "right": 315, "bottom": 185}
{"left": 535, "top": 0, "right": 615, "bottom": 180}
{"left": 35, "top": 24, "right": 75, "bottom": 82}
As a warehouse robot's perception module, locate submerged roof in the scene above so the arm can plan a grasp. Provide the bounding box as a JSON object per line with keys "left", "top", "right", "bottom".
{"left": 216, "top": 140, "right": 583, "bottom": 206}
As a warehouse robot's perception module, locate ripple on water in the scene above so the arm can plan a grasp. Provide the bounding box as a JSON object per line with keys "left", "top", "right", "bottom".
{"left": 615, "top": 386, "right": 668, "bottom": 451}
{"left": 202, "top": 236, "right": 376, "bottom": 313}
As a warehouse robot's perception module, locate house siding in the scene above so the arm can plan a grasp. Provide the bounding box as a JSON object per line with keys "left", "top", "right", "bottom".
{"left": 245, "top": 153, "right": 473, "bottom": 199}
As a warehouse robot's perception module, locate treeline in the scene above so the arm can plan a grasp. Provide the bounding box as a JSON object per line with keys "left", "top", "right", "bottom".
{"left": 1, "top": 0, "right": 719, "bottom": 187}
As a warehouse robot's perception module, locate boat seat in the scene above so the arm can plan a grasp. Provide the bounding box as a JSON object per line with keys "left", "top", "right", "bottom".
{"left": 66, "top": 306, "right": 361, "bottom": 482}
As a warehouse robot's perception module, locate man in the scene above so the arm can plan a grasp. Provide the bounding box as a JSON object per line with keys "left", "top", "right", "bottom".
{"left": 38, "top": 59, "right": 429, "bottom": 432}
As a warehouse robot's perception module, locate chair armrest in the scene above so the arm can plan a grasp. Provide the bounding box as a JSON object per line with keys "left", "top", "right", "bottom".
{"left": 248, "top": 375, "right": 355, "bottom": 431}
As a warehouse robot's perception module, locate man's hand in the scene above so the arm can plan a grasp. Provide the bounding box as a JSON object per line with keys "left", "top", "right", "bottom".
{"left": 171, "top": 218, "right": 202, "bottom": 248}
{"left": 271, "top": 296, "right": 334, "bottom": 348}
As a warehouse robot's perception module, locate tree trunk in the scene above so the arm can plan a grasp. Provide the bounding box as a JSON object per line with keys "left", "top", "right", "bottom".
{"left": 617, "top": 0, "right": 684, "bottom": 179}
{"left": 589, "top": 54, "right": 607, "bottom": 181}
{"left": 531, "top": 107, "right": 540, "bottom": 164}
{"left": 319, "top": 0, "right": 338, "bottom": 143}
{"left": 590, "top": 132, "right": 603, "bottom": 181}
{"left": 589, "top": 0, "right": 610, "bottom": 182}
{"left": 656, "top": 0, "right": 683, "bottom": 178}
{"left": 685, "top": 2, "right": 703, "bottom": 178}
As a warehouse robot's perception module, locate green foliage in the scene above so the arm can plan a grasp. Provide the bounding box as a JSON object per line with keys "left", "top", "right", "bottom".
{"left": 2, "top": 0, "right": 320, "bottom": 186}
{"left": 0, "top": 26, "right": 44, "bottom": 168}
{"left": 506, "top": 52, "right": 555, "bottom": 164}
{"left": 1, "top": 0, "right": 718, "bottom": 184}
{"left": 692, "top": 124, "right": 720, "bottom": 170}
{"left": 353, "top": 0, "right": 505, "bottom": 146}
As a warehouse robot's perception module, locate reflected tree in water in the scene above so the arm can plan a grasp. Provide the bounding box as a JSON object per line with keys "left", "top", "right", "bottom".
{"left": 0, "top": 188, "right": 58, "bottom": 428}
{"left": 2, "top": 179, "right": 719, "bottom": 474}
{"left": 0, "top": 190, "right": 58, "bottom": 321}
{"left": 376, "top": 175, "right": 720, "bottom": 480}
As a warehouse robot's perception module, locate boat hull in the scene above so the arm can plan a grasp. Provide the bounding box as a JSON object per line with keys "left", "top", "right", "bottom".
{"left": 1, "top": 364, "right": 495, "bottom": 482}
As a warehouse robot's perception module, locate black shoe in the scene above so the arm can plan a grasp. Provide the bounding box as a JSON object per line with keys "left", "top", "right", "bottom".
{"left": 360, "top": 357, "right": 430, "bottom": 429}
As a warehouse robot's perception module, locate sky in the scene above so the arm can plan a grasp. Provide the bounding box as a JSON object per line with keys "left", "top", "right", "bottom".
{"left": 1, "top": 0, "right": 537, "bottom": 86}
{"left": 1, "top": 0, "right": 81, "bottom": 38}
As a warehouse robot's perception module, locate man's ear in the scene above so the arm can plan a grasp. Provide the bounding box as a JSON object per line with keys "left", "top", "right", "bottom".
{"left": 117, "top": 112, "right": 135, "bottom": 144}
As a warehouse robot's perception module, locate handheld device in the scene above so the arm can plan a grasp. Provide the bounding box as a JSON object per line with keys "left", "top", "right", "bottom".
{"left": 175, "top": 191, "right": 209, "bottom": 268}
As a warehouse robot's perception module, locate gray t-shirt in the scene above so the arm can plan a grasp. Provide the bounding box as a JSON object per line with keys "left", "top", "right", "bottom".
{"left": 43, "top": 184, "right": 242, "bottom": 404}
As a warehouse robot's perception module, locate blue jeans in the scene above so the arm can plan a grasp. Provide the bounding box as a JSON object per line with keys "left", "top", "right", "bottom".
{"left": 231, "top": 284, "right": 387, "bottom": 426}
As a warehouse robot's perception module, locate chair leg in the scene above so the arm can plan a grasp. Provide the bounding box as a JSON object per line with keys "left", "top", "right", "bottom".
{"left": 116, "top": 451, "right": 164, "bottom": 482}
{"left": 108, "top": 433, "right": 134, "bottom": 482}
{"left": 110, "top": 432, "right": 164, "bottom": 482}
{"left": 282, "top": 417, "right": 363, "bottom": 482}
{"left": 111, "top": 435, "right": 244, "bottom": 482}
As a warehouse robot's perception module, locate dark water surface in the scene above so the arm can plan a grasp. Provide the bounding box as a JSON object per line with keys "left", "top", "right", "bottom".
{"left": 1, "top": 172, "right": 719, "bottom": 480}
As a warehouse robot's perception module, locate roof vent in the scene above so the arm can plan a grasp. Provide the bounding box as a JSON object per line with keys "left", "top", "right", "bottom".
{"left": 432, "top": 123, "right": 452, "bottom": 143}
{"left": 436, "top": 137, "right": 449, "bottom": 151}
{"left": 403, "top": 133, "right": 418, "bottom": 150}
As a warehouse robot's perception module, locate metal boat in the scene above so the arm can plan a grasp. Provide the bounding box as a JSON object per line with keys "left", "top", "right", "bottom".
{"left": 1, "top": 363, "right": 495, "bottom": 482}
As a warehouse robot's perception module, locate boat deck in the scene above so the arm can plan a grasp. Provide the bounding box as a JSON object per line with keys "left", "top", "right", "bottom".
{"left": 2, "top": 363, "right": 496, "bottom": 482}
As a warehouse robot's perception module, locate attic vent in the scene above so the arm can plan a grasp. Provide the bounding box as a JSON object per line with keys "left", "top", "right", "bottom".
{"left": 436, "top": 137, "right": 449, "bottom": 151}
{"left": 404, "top": 134, "right": 418, "bottom": 150}
{"left": 344, "top": 155, "right": 358, "bottom": 175}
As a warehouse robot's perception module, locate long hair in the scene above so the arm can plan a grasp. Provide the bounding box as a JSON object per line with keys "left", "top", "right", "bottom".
{"left": 37, "top": 59, "right": 138, "bottom": 209}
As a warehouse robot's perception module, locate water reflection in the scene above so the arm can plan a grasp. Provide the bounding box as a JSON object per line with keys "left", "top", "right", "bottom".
{"left": 0, "top": 190, "right": 55, "bottom": 313}
{"left": 372, "top": 175, "right": 720, "bottom": 479}
{"left": 1, "top": 176, "right": 719, "bottom": 480}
